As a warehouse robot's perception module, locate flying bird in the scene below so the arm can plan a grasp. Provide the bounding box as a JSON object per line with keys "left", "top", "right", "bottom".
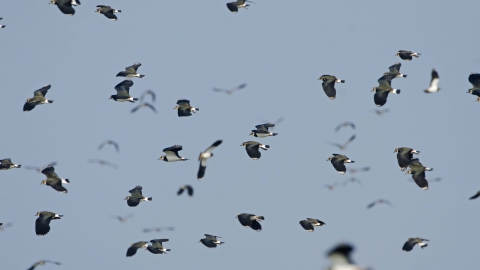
{"left": 467, "top": 73, "right": 480, "bottom": 101}
{"left": 328, "top": 134, "right": 356, "bottom": 150}
{"left": 372, "top": 74, "right": 400, "bottom": 107}
{"left": 49, "top": 0, "right": 80, "bottom": 16}
{"left": 126, "top": 241, "right": 148, "bottom": 257}
{"left": 197, "top": 140, "right": 223, "bottom": 180}
{"left": 213, "top": 83, "right": 247, "bottom": 95}
{"left": 0, "top": 17, "right": 5, "bottom": 28}
{"left": 299, "top": 218, "right": 325, "bottom": 232}
{"left": 469, "top": 191, "right": 480, "bottom": 200}
{"left": 326, "top": 243, "right": 367, "bottom": 270}
{"left": 110, "top": 80, "right": 138, "bottom": 102}
{"left": 318, "top": 75, "right": 345, "bottom": 100}
{"left": 140, "top": 90, "right": 156, "bottom": 103}
{"left": 177, "top": 185, "right": 193, "bottom": 196}
{"left": 424, "top": 69, "right": 440, "bottom": 93}
{"left": 236, "top": 213, "right": 264, "bottom": 232}
{"left": 347, "top": 167, "right": 370, "bottom": 174}
{"left": 324, "top": 183, "right": 339, "bottom": 191}
{"left": 158, "top": 145, "right": 188, "bottom": 162}
{"left": 23, "top": 84, "right": 54, "bottom": 112}
{"left": 24, "top": 162, "right": 57, "bottom": 173}
{"left": 384, "top": 62, "right": 407, "bottom": 78}
{"left": 147, "top": 239, "right": 171, "bottom": 254}
{"left": 226, "top": 0, "right": 253, "bottom": 13}
{"left": 98, "top": 140, "right": 120, "bottom": 153}
{"left": 327, "top": 154, "right": 355, "bottom": 174}
{"left": 241, "top": 141, "right": 269, "bottom": 160}
{"left": 250, "top": 123, "right": 278, "bottom": 137}
{"left": 394, "top": 147, "right": 420, "bottom": 171}
{"left": 35, "top": 211, "right": 63, "bottom": 236}
{"left": 143, "top": 227, "right": 174, "bottom": 233}
{"left": 0, "top": 158, "right": 21, "bottom": 170}
{"left": 88, "top": 159, "right": 117, "bottom": 169}
{"left": 0, "top": 222, "right": 12, "bottom": 232}
{"left": 174, "top": 99, "right": 199, "bottom": 117}
{"left": 199, "top": 234, "right": 224, "bottom": 248}
{"left": 95, "top": 5, "right": 121, "bottom": 20}
{"left": 116, "top": 62, "right": 145, "bottom": 78}
{"left": 406, "top": 158, "right": 433, "bottom": 190}
{"left": 374, "top": 108, "right": 389, "bottom": 116}
{"left": 27, "top": 260, "right": 61, "bottom": 270}
{"left": 131, "top": 102, "right": 157, "bottom": 114}
{"left": 334, "top": 122, "right": 355, "bottom": 132}
{"left": 342, "top": 177, "right": 362, "bottom": 187}
{"left": 367, "top": 199, "right": 393, "bottom": 209}
{"left": 40, "top": 166, "right": 70, "bottom": 193}
{"left": 402, "top": 238, "right": 429, "bottom": 252}
{"left": 125, "top": 186, "right": 152, "bottom": 207}
{"left": 395, "top": 50, "right": 421, "bottom": 61}
{"left": 111, "top": 214, "right": 134, "bottom": 223}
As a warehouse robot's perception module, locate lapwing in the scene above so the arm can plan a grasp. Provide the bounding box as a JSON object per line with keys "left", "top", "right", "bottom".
{"left": 213, "top": 83, "right": 247, "bottom": 95}
{"left": 40, "top": 165, "right": 70, "bottom": 193}
{"left": 49, "top": 0, "right": 80, "bottom": 16}
{"left": 95, "top": 5, "right": 121, "bottom": 20}
{"left": 140, "top": 90, "right": 156, "bottom": 103}
{"left": 158, "top": 145, "right": 188, "bottom": 162}
{"left": 125, "top": 186, "right": 152, "bottom": 207}
{"left": 394, "top": 147, "right": 420, "bottom": 171}
{"left": 241, "top": 141, "right": 269, "bottom": 160}
{"left": 126, "top": 241, "right": 148, "bottom": 257}
{"left": 24, "top": 162, "right": 57, "bottom": 173}
{"left": 147, "top": 239, "right": 171, "bottom": 254}
{"left": 236, "top": 213, "right": 264, "bottom": 231}
{"left": 0, "top": 222, "right": 12, "bottom": 232}
{"left": 110, "top": 80, "right": 138, "bottom": 102}
{"left": 177, "top": 185, "right": 193, "bottom": 196}
{"left": 35, "top": 211, "right": 63, "bottom": 236}
{"left": 327, "top": 243, "right": 367, "bottom": 270}
{"left": 395, "top": 50, "right": 421, "bottom": 61}
{"left": 199, "top": 234, "right": 224, "bottom": 248}
{"left": 406, "top": 158, "right": 433, "bottom": 190}
{"left": 116, "top": 62, "right": 145, "bottom": 78}
{"left": 327, "top": 154, "right": 355, "bottom": 174}
{"left": 23, "top": 84, "right": 54, "bottom": 112}
{"left": 467, "top": 73, "right": 480, "bottom": 101}
{"left": 98, "top": 140, "right": 119, "bottom": 153}
{"left": 0, "top": 158, "right": 21, "bottom": 170}
{"left": 111, "top": 214, "right": 133, "bottom": 223}
{"left": 88, "top": 159, "right": 117, "bottom": 169}
{"left": 372, "top": 74, "right": 400, "bottom": 107}
{"left": 374, "top": 108, "right": 389, "bottom": 116}
{"left": 0, "top": 17, "right": 5, "bottom": 28}
{"left": 250, "top": 123, "right": 278, "bottom": 137}
{"left": 27, "top": 260, "right": 61, "bottom": 270}
{"left": 299, "top": 218, "right": 325, "bottom": 232}
{"left": 469, "top": 191, "right": 480, "bottom": 200}
{"left": 324, "top": 183, "right": 339, "bottom": 191}
{"left": 143, "top": 227, "right": 174, "bottom": 233}
{"left": 318, "top": 75, "right": 345, "bottom": 100}
{"left": 424, "top": 69, "right": 440, "bottom": 93}
{"left": 174, "top": 99, "right": 199, "bottom": 117}
{"left": 402, "top": 238, "right": 429, "bottom": 252}
{"left": 131, "top": 102, "right": 157, "bottom": 114}
{"left": 334, "top": 122, "right": 355, "bottom": 132}
{"left": 197, "top": 140, "right": 222, "bottom": 180}
{"left": 328, "top": 134, "right": 356, "bottom": 150}
{"left": 226, "top": 0, "right": 253, "bottom": 13}
{"left": 384, "top": 62, "right": 407, "bottom": 78}
{"left": 342, "top": 177, "right": 362, "bottom": 187}
{"left": 348, "top": 167, "right": 370, "bottom": 174}
{"left": 367, "top": 199, "right": 393, "bottom": 209}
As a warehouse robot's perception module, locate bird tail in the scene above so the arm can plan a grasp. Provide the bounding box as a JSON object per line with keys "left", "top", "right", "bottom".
{"left": 46, "top": 100, "right": 54, "bottom": 103}
{"left": 62, "top": 179, "right": 70, "bottom": 184}
{"left": 133, "top": 98, "right": 139, "bottom": 101}
{"left": 336, "top": 79, "right": 345, "bottom": 83}
{"left": 271, "top": 133, "right": 278, "bottom": 136}
{"left": 390, "top": 89, "right": 400, "bottom": 94}
{"left": 115, "top": 10, "right": 122, "bottom": 12}
{"left": 400, "top": 74, "right": 407, "bottom": 78}
{"left": 146, "top": 197, "right": 152, "bottom": 201}
{"left": 218, "top": 242, "right": 224, "bottom": 245}
{"left": 138, "top": 75, "right": 145, "bottom": 78}
{"left": 16, "top": 164, "right": 21, "bottom": 168}
{"left": 425, "top": 167, "right": 433, "bottom": 171}
{"left": 254, "top": 215, "right": 264, "bottom": 220}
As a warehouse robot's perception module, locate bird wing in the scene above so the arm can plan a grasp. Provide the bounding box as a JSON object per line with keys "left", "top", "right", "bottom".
{"left": 299, "top": 220, "right": 314, "bottom": 231}
{"left": 41, "top": 166, "right": 59, "bottom": 178}
{"left": 140, "top": 90, "right": 156, "bottom": 102}
{"left": 402, "top": 240, "right": 416, "bottom": 251}
{"left": 322, "top": 79, "right": 336, "bottom": 98}
{"left": 33, "top": 85, "right": 51, "bottom": 97}
{"left": 144, "top": 103, "right": 157, "bottom": 113}
{"left": 366, "top": 201, "right": 376, "bottom": 208}
{"left": 186, "top": 185, "right": 194, "bottom": 196}
{"left": 430, "top": 69, "right": 439, "bottom": 88}
{"left": 469, "top": 73, "right": 480, "bottom": 87}
{"left": 378, "top": 74, "right": 395, "bottom": 88}
{"left": 197, "top": 160, "right": 207, "bottom": 180}
{"left": 412, "top": 170, "right": 429, "bottom": 190}
{"left": 388, "top": 63, "right": 401, "bottom": 73}
{"left": 129, "top": 186, "right": 143, "bottom": 196}
{"left": 125, "top": 62, "right": 141, "bottom": 73}
{"left": 176, "top": 99, "right": 191, "bottom": 106}
{"left": 204, "top": 140, "right": 223, "bottom": 154}
{"left": 115, "top": 80, "right": 133, "bottom": 95}
{"left": 255, "top": 123, "right": 275, "bottom": 131}
{"left": 163, "top": 145, "right": 182, "bottom": 153}
{"left": 49, "top": 179, "right": 68, "bottom": 193}
{"left": 204, "top": 234, "right": 220, "bottom": 240}
{"left": 343, "top": 134, "right": 356, "bottom": 147}
{"left": 0, "top": 158, "right": 13, "bottom": 165}
{"left": 469, "top": 192, "right": 480, "bottom": 200}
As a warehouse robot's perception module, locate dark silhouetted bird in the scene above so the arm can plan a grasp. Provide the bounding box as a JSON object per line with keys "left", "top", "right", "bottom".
{"left": 406, "top": 158, "right": 433, "bottom": 190}
{"left": 23, "top": 85, "right": 53, "bottom": 112}
{"left": 158, "top": 145, "right": 188, "bottom": 162}
{"left": 199, "top": 234, "right": 224, "bottom": 248}
{"left": 327, "top": 243, "right": 367, "bottom": 270}
{"left": 177, "top": 185, "right": 193, "bottom": 196}
{"left": 49, "top": 0, "right": 80, "bottom": 16}
{"left": 0, "top": 158, "right": 21, "bottom": 170}
{"left": 241, "top": 141, "right": 269, "bottom": 160}
{"left": 112, "top": 214, "right": 134, "bottom": 223}
{"left": 0, "top": 222, "right": 12, "bottom": 232}
{"left": 367, "top": 199, "right": 393, "bottom": 209}
{"left": 469, "top": 191, "right": 480, "bottom": 200}
{"left": 27, "top": 260, "right": 61, "bottom": 270}
{"left": 126, "top": 241, "right": 148, "bottom": 257}
{"left": 98, "top": 140, "right": 120, "bottom": 153}
{"left": 35, "top": 211, "right": 63, "bottom": 236}
{"left": 425, "top": 69, "right": 440, "bottom": 93}
{"left": 394, "top": 147, "right": 420, "bottom": 171}
{"left": 299, "top": 218, "right": 325, "bottom": 232}
{"left": 174, "top": 99, "right": 199, "bottom": 117}
{"left": 40, "top": 166, "right": 70, "bottom": 193}
{"left": 236, "top": 213, "right": 264, "bottom": 231}
{"left": 372, "top": 74, "right": 400, "bottom": 107}
{"left": 402, "top": 238, "right": 429, "bottom": 252}
{"left": 334, "top": 122, "right": 355, "bottom": 132}
{"left": 95, "top": 5, "right": 121, "bottom": 20}
{"left": 213, "top": 83, "right": 247, "bottom": 95}
{"left": 327, "top": 154, "right": 355, "bottom": 174}
{"left": 197, "top": 140, "right": 222, "bottom": 180}
{"left": 110, "top": 80, "right": 138, "bottom": 102}
{"left": 0, "top": 17, "right": 5, "bottom": 28}
{"left": 140, "top": 90, "right": 156, "bottom": 103}
{"left": 250, "top": 123, "right": 278, "bottom": 137}
{"left": 395, "top": 50, "right": 421, "bottom": 61}
{"left": 328, "top": 134, "right": 356, "bottom": 150}
{"left": 131, "top": 102, "right": 157, "bottom": 114}
{"left": 125, "top": 186, "right": 152, "bottom": 207}
{"left": 318, "top": 75, "right": 345, "bottom": 100}
{"left": 467, "top": 73, "right": 480, "bottom": 101}
{"left": 147, "top": 239, "right": 171, "bottom": 254}
{"left": 116, "top": 62, "right": 145, "bottom": 78}
{"left": 226, "top": 0, "right": 252, "bottom": 13}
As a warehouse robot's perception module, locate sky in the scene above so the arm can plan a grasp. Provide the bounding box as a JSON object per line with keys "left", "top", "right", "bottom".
{"left": 0, "top": 0, "right": 479, "bottom": 269}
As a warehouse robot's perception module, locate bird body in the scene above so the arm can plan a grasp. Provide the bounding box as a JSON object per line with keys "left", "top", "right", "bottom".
{"left": 395, "top": 50, "right": 421, "bottom": 61}
{"left": 467, "top": 73, "right": 480, "bottom": 101}
{"left": 174, "top": 99, "right": 199, "bottom": 117}
{"left": 96, "top": 5, "right": 121, "bottom": 20}
{"left": 40, "top": 166, "right": 69, "bottom": 193}
{"left": 177, "top": 185, "right": 193, "bottom": 196}
{"left": 241, "top": 141, "right": 269, "bottom": 160}
{"left": 0, "top": 158, "right": 21, "bottom": 170}
{"left": 197, "top": 140, "right": 222, "bottom": 180}
{"left": 372, "top": 74, "right": 400, "bottom": 107}
{"left": 406, "top": 158, "right": 432, "bottom": 190}
{"left": 425, "top": 69, "right": 440, "bottom": 93}
{"left": 147, "top": 239, "right": 171, "bottom": 254}
{"left": 299, "top": 218, "right": 325, "bottom": 232}
{"left": 250, "top": 123, "right": 277, "bottom": 137}
{"left": 402, "top": 238, "right": 429, "bottom": 251}
{"left": 327, "top": 154, "right": 355, "bottom": 174}
{"left": 125, "top": 186, "right": 152, "bottom": 207}
{"left": 394, "top": 147, "right": 420, "bottom": 171}
{"left": 226, "top": 0, "right": 252, "bottom": 13}
{"left": 111, "top": 80, "right": 138, "bottom": 102}
{"left": 199, "top": 234, "right": 224, "bottom": 248}
{"left": 236, "top": 213, "right": 264, "bottom": 231}
{"left": 159, "top": 145, "right": 188, "bottom": 162}
{"left": 116, "top": 62, "right": 145, "bottom": 78}
{"left": 35, "top": 211, "right": 63, "bottom": 236}
{"left": 50, "top": 0, "right": 80, "bottom": 16}
{"left": 319, "top": 75, "right": 345, "bottom": 100}
{"left": 23, "top": 85, "right": 54, "bottom": 112}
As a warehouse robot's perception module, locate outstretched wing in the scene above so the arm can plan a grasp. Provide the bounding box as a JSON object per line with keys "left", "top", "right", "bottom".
{"left": 388, "top": 63, "right": 401, "bottom": 73}
{"left": 33, "top": 85, "right": 51, "bottom": 97}
{"left": 115, "top": 80, "right": 133, "bottom": 95}
{"left": 41, "top": 166, "right": 59, "bottom": 179}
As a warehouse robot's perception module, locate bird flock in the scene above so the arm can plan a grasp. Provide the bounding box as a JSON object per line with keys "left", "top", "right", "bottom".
{"left": 1, "top": 1, "right": 480, "bottom": 270}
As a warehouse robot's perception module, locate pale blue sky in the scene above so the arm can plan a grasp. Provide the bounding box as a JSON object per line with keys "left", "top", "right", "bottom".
{"left": 1, "top": 1, "right": 478, "bottom": 269}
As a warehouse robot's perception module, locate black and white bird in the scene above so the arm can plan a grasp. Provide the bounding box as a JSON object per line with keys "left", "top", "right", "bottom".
{"left": 98, "top": 140, "right": 120, "bottom": 153}
{"left": 199, "top": 234, "right": 224, "bottom": 248}
{"left": 49, "top": 0, "right": 80, "bottom": 16}
{"left": 467, "top": 73, "right": 480, "bottom": 101}
{"left": 126, "top": 241, "right": 148, "bottom": 257}
{"left": 177, "top": 185, "right": 193, "bottom": 197}
{"left": 131, "top": 102, "right": 157, "bottom": 114}
{"left": 174, "top": 99, "right": 199, "bottom": 117}
{"left": 424, "top": 69, "right": 440, "bottom": 93}
{"left": 197, "top": 140, "right": 222, "bottom": 180}
{"left": 111, "top": 214, "right": 134, "bottom": 223}
{"left": 27, "top": 260, "right": 61, "bottom": 270}
{"left": 241, "top": 141, "right": 269, "bottom": 160}
{"left": 0, "top": 17, "right": 5, "bottom": 28}
{"left": 110, "top": 80, "right": 138, "bottom": 102}
{"left": 213, "top": 83, "right": 247, "bottom": 95}
{"left": 318, "top": 75, "right": 345, "bottom": 100}
{"left": 35, "top": 211, "right": 63, "bottom": 236}
{"left": 125, "top": 186, "right": 152, "bottom": 207}
{"left": 367, "top": 199, "right": 393, "bottom": 209}
{"left": 327, "top": 243, "right": 367, "bottom": 270}
{"left": 95, "top": 5, "right": 121, "bottom": 20}
{"left": 328, "top": 134, "right": 356, "bottom": 150}
{"left": 394, "top": 147, "right": 420, "bottom": 171}
{"left": 384, "top": 63, "right": 407, "bottom": 78}
{"left": 23, "top": 84, "right": 54, "bottom": 112}
{"left": 226, "top": 0, "right": 253, "bottom": 13}
{"left": 147, "top": 239, "right": 171, "bottom": 254}
{"left": 395, "top": 50, "right": 421, "bottom": 61}
{"left": 158, "top": 145, "right": 188, "bottom": 162}
{"left": 406, "top": 158, "right": 433, "bottom": 190}
{"left": 299, "top": 218, "right": 325, "bottom": 232}
{"left": 469, "top": 191, "right": 480, "bottom": 200}
{"left": 250, "top": 123, "right": 278, "bottom": 137}
{"left": 372, "top": 74, "right": 400, "bottom": 107}
{"left": 334, "top": 122, "right": 355, "bottom": 132}
{"left": 0, "top": 158, "right": 21, "bottom": 170}
{"left": 40, "top": 166, "right": 70, "bottom": 193}
{"left": 327, "top": 154, "right": 355, "bottom": 174}
{"left": 236, "top": 213, "right": 264, "bottom": 231}
{"left": 402, "top": 238, "right": 429, "bottom": 252}
{"left": 116, "top": 62, "right": 145, "bottom": 78}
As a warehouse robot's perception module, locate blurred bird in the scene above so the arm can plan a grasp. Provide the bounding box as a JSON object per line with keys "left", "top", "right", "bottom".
{"left": 367, "top": 199, "right": 393, "bottom": 209}
{"left": 24, "top": 162, "right": 57, "bottom": 173}
{"left": 0, "top": 17, "right": 5, "bottom": 28}
{"left": 0, "top": 222, "right": 12, "bottom": 232}
{"left": 158, "top": 145, "right": 188, "bottom": 162}
{"left": 197, "top": 140, "right": 223, "bottom": 180}
{"left": 126, "top": 241, "right": 148, "bottom": 257}
{"left": 88, "top": 159, "right": 117, "bottom": 169}
{"left": 116, "top": 62, "right": 145, "bottom": 78}
{"left": 384, "top": 62, "right": 407, "bottom": 78}
{"left": 177, "top": 185, "right": 193, "bottom": 196}
{"left": 40, "top": 166, "right": 69, "bottom": 193}
{"left": 49, "top": 0, "right": 80, "bottom": 16}
{"left": 469, "top": 191, "right": 480, "bottom": 200}
{"left": 318, "top": 75, "right": 345, "bottom": 100}
{"left": 236, "top": 213, "right": 264, "bottom": 231}
{"left": 199, "top": 234, "right": 224, "bottom": 248}
{"left": 143, "top": 227, "right": 174, "bottom": 233}
{"left": 35, "top": 211, "right": 63, "bottom": 236}
{"left": 131, "top": 102, "right": 157, "bottom": 114}
{"left": 23, "top": 84, "right": 54, "bottom": 112}
{"left": 395, "top": 50, "right": 421, "bottom": 61}
{"left": 241, "top": 141, "right": 269, "bottom": 160}
{"left": 111, "top": 80, "right": 138, "bottom": 102}
{"left": 372, "top": 74, "right": 400, "bottom": 107}
{"left": 342, "top": 177, "right": 362, "bottom": 187}
{"left": 213, "top": 83, "right": 246, "bottom": 95}
{"left": 326, "top": 243, "right": 369, "bottom": 270}
{"left": 348, "top": 167, "right": 370, "bottom": 174}
{"left": 174, "top": 99, "right": 199, "bottom": 117}
{"left": 328, "top": 134, "right": 356, "bottom": 150}
{"left": 111, "top": 214, "right": 134, "bottom": 223}
{"left": 424, "top": 69, "right": 440, "bottom": 93}
{"left": 147, "top": 239, "right": 171, "bottom": 254}
{"left": 27, "top": 260, "right": 61, "bottom": 270}
{"left": 299, "top": 218, "right": 325, "bottom": 232}
{"left": 324, "top": 183, "right": 339, "bottom": 191}
{"left": 140, "top": 90, "right": 156, "bottom": 103}
{"left": 402, "top": 238, "right": 429, "bottom": 252}
{"left": 334, "top": 122, "right": 355, "bottom": 132}
{"left": 327, "top": 154, "right": 355, "bottom": 174}
{"left": 374, "top": 108, "right": 389, "bottom": 116}
{"left": 0, "top": 158, "right": 21, "bottom": 170}
{"left": 98, "top": 140, "right": 120, "bottom": 153}
{"left": 226, "top": 0, "right": 253, "bottom": 13}
{"left": 259, "top": 117, "right": 284, "bottom": 130}
{"left": 95, "top": 5, "right": 121, "bottom": 20}
{"left": 125, "top": 186, "right": 152, "bottom": 207}
{"left": 467, "top": 73, "right": 480, "bottom": 101}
